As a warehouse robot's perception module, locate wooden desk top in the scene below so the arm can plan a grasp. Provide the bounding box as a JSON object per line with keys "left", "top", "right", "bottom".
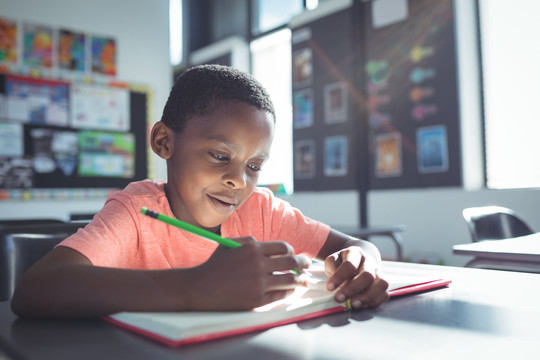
{"left": 453, "top": 232, "right": 540, "bottom": 262}
{"left": 1, "top": 262, "right": 539, "bottom": 359}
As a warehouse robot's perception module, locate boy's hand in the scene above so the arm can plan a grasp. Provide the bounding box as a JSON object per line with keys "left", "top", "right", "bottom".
{"left": 191, "top": 236, "right": 311, "bottom": 311}
{"left": 324, "top": 246, "right": 389, "bottom": 309}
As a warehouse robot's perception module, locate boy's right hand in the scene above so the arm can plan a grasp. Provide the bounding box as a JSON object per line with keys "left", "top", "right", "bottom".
{"left": 188, "top": 236, "right": 311, "bottom": 311}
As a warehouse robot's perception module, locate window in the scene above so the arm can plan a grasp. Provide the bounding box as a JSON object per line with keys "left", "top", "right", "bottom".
{"left": 479, "top": 0, "right": 540, "bottom": 189}
{"left": 251, "top": 29, "right": 293, "bottom": 192}
{"left": 169, "top": 0, "right": 183, "bottom": 65}
{"left": 251, "top": 0, "right": 304, "bottom": 35}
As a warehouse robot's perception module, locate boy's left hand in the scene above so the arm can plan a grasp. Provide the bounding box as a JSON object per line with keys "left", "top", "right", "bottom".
{"left": 324, "top": 246, "right": 389, "bottom": 309}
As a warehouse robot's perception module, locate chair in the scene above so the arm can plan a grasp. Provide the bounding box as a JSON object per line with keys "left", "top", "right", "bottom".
{"left": 0, "top": 222, "right": 86, "bottom": 301}
{"left": 462, "top": 206, "right": 534, "bottom": 242}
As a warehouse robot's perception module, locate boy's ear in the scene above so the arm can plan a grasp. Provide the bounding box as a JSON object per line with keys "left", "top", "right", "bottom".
{"left": 150, "top": 121, "right": 175, "bottom": 159}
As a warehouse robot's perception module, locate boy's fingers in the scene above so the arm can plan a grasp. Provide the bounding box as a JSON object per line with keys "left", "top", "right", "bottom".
{"left": 347, "top": 278, "right": 389, "bottom": 309}
{"left": 268, "top": 254, "right": 311, "bottom": 273}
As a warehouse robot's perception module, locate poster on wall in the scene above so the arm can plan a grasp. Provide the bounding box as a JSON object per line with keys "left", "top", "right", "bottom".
{"left": 23, "top": 23, "right": 53, "bottom": 68}
{"left": 324, "top": 81, "right": 348, "bottom": 124}
{"left": 375, "top": 132, "right": 402, "bottom": 178}
{"left": 0, "top": 122, "right": 23, "bottom": 157}
{"left": 324, "top": 135, "right": 348, "bottom": 177}
{"left": 5, "top": 75, "right": 69, "bottom": 126}
{"left": 294, "top": 139, "right": 316, "bottom": 180}
{"left": 0, "top": 17, "right": 18, "bottom": 64}
{"left": 58, "top": 28, "right": 86, "bottom": 72}
{"left": 78, "top": 130, "right": 135, "bottom": 178}
{"left": 293, "top": 89, "right": 313, "bottom": 129}
{"left": 91, "top": 35, "right": 117, "bottom": 76}
{"left": 29, "top": 127, "right": 78, "bottom": 177}
{"left": 417, "top": 125, "right": 448, "bottom": 173}
{"left": 70, "top": 83, "right": 130, "bottom": 131}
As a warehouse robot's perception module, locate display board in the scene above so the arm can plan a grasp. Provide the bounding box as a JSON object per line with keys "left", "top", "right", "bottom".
{"left": 0, "top": 73, "right": 148, "bottom": 192}
{"left": 291, "top": 3, "right": 362, "bottom": 191}
{"left": 291, "top": 0, "right": 462, "bottom": 191}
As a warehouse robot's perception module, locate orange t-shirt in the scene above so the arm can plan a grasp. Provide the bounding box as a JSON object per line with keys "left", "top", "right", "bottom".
{"left": 59, "top": 180, "right": 330, "bottom": 269}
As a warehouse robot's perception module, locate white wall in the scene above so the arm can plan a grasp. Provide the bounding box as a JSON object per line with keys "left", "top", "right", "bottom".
{"left": 0, "top": 0, "right": 171, "bottom": 220}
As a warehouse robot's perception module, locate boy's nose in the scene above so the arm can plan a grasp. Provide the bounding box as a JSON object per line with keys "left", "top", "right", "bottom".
{"left": 223, "top": 165, "right": 247, "bottom": 189}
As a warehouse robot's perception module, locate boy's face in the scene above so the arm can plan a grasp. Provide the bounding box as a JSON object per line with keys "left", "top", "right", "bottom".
{"left": 165, "top": 101, "right": 274, "bottom": 232}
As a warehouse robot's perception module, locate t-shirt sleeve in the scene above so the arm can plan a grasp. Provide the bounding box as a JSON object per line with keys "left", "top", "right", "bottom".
{"left": 229, "top": 188, "right": 330, "bottom": 258}
{"left": 58, "top": 198, "right": 140, "bottom": 267}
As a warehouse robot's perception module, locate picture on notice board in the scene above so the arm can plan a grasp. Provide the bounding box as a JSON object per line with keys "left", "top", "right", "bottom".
{"left": 23, "top": 23, "right": 53, "bottom": 68}
{"left": 293, "top": 89, "right": 313, "bottom": 129}
{"left": 0, "top": 17, "right": 18, "bottom": 64}
{"left": 294, "top": 139, "right": 315, "bottom": 179}
{"left": 324, "top": 81, "right": 348, "bottom": 124}
{"left": 70, "top": 83, "right": 130, "bottom": 131}
{"left": 0, "top": 122, "right": 23, "bottom": 157}
{"left": 417, "top": 125, "right": 448, "bottom": 173}
{"left": 28, "top": 127, "right": 78, "bottom": 176}
{"left": 78, "top": 130, "right": 135, "bottom": 178}
{"left": 58, "top": 28, "right": 86, "bottom": 71}
{"left": 292, "top": 48, "right": 313, "bottom": 88}
{"left": 5, "top": 76, "right": 69, "bottom": 126}
{"left": 324, "top": 135, "right": 348, "bottom": 177}
{"left": 375, "top": 132, "right": 402, "bottom": 177}
{"left": 91, "top": 35, "right": 116, "bottom": 76}
{"left": 0, "top": 158, "right": 33, "bottom": 188}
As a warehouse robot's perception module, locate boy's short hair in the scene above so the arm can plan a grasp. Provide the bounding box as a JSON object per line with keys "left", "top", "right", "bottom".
{"left": 161, "top": 64, "right": 276, "bottom": 133}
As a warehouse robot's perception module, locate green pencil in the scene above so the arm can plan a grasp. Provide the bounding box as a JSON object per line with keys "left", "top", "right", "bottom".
{"left": 141, "top": 206, "right": 299, "bottom": 274}
{"left": 141, "top": 207, "right": 242, "bottom": 248}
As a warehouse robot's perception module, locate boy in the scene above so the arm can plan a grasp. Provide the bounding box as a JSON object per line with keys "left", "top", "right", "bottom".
{"left": 12, "top": 65, "right": 388, "bottom": 318}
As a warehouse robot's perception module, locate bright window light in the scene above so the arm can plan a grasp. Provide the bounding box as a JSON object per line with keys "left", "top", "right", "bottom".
{"left": 251, "top": 29, "right": 293, "bottom": 193}
{"left": 169, "top": 0, "right": 183, "bottom": 65}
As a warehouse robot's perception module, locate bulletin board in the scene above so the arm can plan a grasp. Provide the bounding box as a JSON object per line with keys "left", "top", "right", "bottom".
{"left": 290, "top": 3, "right": 363, "bottom": 191}
{"left": 364, "top": 0, "right": 461, "bottom": 189}
{"left": 290, "top": 0, "right": 462, "bottom": 192}
{"left": 0, "top": 73, "right": 148, "bottom": 192}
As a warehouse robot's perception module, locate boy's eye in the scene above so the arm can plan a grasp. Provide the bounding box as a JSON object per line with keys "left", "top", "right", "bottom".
{"left": 248, "top": 163, "right": 262, "bottom": 172}
{"left": 209, "top": 152, "right": 229, "bottom": 161}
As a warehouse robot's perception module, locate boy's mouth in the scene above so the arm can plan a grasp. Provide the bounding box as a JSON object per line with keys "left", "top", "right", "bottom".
{"left": 207, "top": 194, "right": 237, "bottom": 214}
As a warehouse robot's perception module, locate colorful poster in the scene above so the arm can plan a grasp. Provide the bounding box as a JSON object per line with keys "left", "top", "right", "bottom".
{"left": 294, "top": 139, "right": 316, "bottom": 179}
{"left": 0, "top": 17, "right": 18, "bottom": 64}
{"left": 29, "top": 127, "right": 78, "bottom": 176}
{"left": 0, "top": 158, "right": 33, "bottom": 188}
{"left": 324, "top": 81, "right": 348, "bottom": 124}
{"left": 293, "top": 89, "right": 313, "bottom": 129}
{"left": 70, "top": 83, "right": 130, "bottom": 131}
{"left": 5, "top": 76, "right": 69, "bottom": 126}
{"left": 91, "top": 35, "right": 116, "bottom": 76}
{"left": 78, "top": 130, "right": 135, "bottom": 178}
{"left": 292, "top": 48, "right": 312, "bottom": 88}
{"left": 375, "top": 132, "right": 402, "bottom": 177}
{"left": 417, "top": 125, "right": 448, "bottom": 173}
{"left": 58, "top": 29, "right": 86, "bottom": 71}
{"left": 0, "top": 122, "right": 24, "bottom": 157}
{"left": 324, "top": 136, "right": 348, "bottom": 177}
{"left": 23, "top": 23, "right": 53, "bottom": 68}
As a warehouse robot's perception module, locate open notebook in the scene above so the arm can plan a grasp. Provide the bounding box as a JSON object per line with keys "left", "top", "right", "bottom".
{"left": 105, "top": 265, "right": 451, "bottom": 347}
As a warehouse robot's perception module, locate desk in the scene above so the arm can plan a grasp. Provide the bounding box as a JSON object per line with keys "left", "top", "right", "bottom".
{"left": 1, "top": 261, "right": 539, "bottom": 359}
{"left": 453, "top": 232, "right": 540, "bottom": 273}
{"left": 336, "top": 225, "right": 405, "bottom": 261}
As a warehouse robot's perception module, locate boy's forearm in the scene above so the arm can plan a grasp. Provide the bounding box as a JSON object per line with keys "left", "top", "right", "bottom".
{"left": 11, "top": 265, "right": 198, "bottom": 318}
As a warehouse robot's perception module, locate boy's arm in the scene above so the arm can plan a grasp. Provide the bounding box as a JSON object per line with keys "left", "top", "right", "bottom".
{"left": 11, "top": 238, "right": 311, "bottom": 319}
{"left": 316, "top": 229, "right": 389, "bottom": 309}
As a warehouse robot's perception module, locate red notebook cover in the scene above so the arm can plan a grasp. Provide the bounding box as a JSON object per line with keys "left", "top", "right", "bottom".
{"left": 104, "top": 277, "right": 451, "bottom": 347}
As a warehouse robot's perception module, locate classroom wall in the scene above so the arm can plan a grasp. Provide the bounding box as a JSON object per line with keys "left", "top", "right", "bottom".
{"left": 0, "top": 0, "right": 171, "bottom": 219}
{"left": 2, "top": 0, "right": 540, "bottom": 267}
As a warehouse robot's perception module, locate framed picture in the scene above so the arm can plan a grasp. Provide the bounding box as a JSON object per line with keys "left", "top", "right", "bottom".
{"left": 324, "top": 81, "right": 348, "bottom": 124}
{"left": 375, "top": 132, "right": 402, "bottom": 177}
{"left": 293, "top": 89, "right": 313, "bottom": 129}
{"left": 417, "top": 125, "right": 448, "bottom": 173}
{"left": 294, "top": 139, "right": 316, "bottom": 179}
{"left": 324, "top": 136, "right": 348, "bottom": 177}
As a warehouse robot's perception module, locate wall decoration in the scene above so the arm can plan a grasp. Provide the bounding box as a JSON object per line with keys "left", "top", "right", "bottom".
{"left": 292, "top": 47, "right": 312, "bottom": 88}
{"left": 324, "top": 135, "right": 348, "bottom": 177}
{"left": 294, "top": 139, "right": 315, "bottom": 179}
{"left": 375, "top": 132, "right": 402, "bottom": 178}
{"left": 417, "top": 125, "right": 448, "bottom": 173}
{"left": 5, "top": 75, "right": 69, "bottom": 126}
{"left": 78, "top": 130, "right": 135, "bottom": 178}
{"left": 58, "top": 28, "right": 86, "bottom": 71}
{"left": 0, "top": 17, "right": 18, "bottom": 64}
{"left": 323, "top": 81, "right": 348, "bottom": 124}
{"left": 91, "top": 35, "right": 116, "bottom": 76}
{"left": 293, "top": 88, "right": 313, "bottom": 129}
{"left": 23, "top": 23, "right": 53, "bottom": 68}
{"left": 0, "top": 122, "right": 23, "bottom": 157}
{"left": 70, "top": 83, "right": 130, "bottom": 131}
